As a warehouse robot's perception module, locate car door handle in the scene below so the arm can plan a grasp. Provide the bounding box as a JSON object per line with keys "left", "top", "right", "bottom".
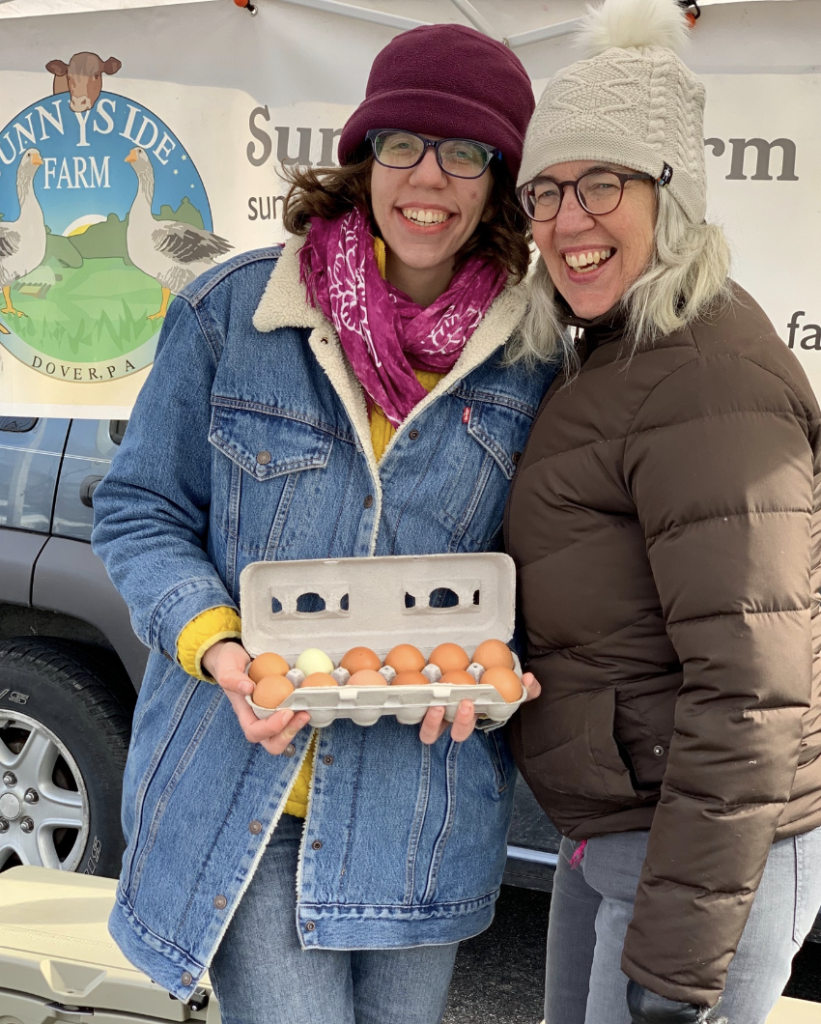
{"left": 80, "top": 475, "right": 103, "bottom": 508}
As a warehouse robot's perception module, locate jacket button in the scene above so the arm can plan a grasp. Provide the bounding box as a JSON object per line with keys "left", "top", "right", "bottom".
{"left": 256, "top": 450, "right": 272, "bottom": 465}
{"left": 284, "top": 743, "right": 296, "bottom": 757}
{"left": 181, "top": 971, "right": 193, "bottom": 986}
{"left": 214, "top": 895, "right": 227, "bottom": 909}
{"left": 249, "top": 820, "right": 263, "bottom": 835}
{"left": 653, "top": 745, "right": 665, "bottom": 757}
{"left": 409, "top": 430, "right": 419, "bottom": 440}
{"left": 305, "top": 921, "right": 316, "bottom": 932}
{"left": 323, "top": 755, "right": 334, "bottom": 765}
{"left": 512, "top": 451, "right": 521, "bottom": 464}
{"left": 312, "top": 840, "right": 322, "bottom": 851}
{"left": 363, "top": 494, "right": 374, "bottom": 509}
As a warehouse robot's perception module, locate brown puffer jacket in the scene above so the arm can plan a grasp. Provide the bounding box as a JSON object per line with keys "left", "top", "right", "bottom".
{"left": 505, "top": 283, "right": 821, "bottom": 1008}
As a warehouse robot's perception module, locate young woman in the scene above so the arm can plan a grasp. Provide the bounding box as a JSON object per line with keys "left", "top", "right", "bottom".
{"left": 92, "top": 23, "right": 551, "bottom": 1024}
{"left": 504, "top": 2, "right": 821, "bottom": 1023}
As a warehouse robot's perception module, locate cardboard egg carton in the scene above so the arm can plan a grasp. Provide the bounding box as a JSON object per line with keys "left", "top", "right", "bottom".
{"left": 239, "top": 553, "right": 526, "bottom": 726}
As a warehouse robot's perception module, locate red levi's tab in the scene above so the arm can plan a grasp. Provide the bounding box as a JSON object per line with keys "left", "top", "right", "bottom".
{"left": 462, "top": 406, "right": 471, "bottom": 424}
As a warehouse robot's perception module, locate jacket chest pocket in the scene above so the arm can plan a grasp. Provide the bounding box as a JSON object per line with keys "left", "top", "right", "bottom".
{"left": 208, "top": 401, "right": 335, "bottom": 569}
{"left": 437, "top": 397, "right": 533, "bottom": 552}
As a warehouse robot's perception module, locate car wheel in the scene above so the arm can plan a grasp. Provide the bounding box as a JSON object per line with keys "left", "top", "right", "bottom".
{"left": 0, "top": 638, "right": 132, "bottom": 877}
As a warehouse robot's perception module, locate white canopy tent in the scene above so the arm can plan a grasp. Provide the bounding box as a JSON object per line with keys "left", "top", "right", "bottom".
{"left": 0, "top": 0, "right": 815, "bottom": 417}
{"left": 0, "top": 0, "right": 797, "bottom": 23}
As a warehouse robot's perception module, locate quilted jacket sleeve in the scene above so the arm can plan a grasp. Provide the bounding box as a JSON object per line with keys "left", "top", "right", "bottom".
{"left": 621, "top": 346, "right": 817, "bottom": 1006}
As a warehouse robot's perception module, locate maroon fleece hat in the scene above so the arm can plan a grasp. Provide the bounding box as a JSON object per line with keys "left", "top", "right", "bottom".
{"left": 338, "top": 23, "right": 535, "bottom": 178}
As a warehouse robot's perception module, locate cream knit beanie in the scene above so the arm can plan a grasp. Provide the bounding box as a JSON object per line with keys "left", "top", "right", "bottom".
{"left": 517, "top": 0, "right": 707, "bottom": 224}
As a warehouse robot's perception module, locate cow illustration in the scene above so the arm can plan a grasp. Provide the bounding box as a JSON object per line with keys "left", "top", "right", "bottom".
{"left": 45, "top": 53, "right": 122, "bottom": 112}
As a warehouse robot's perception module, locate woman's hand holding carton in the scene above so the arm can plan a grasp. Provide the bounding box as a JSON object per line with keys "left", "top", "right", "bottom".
{"left": 418, "top": 672, "right": 541, "bottom": 745}
{"left": 203, "top": 639, "right": 311, "bottom": 756}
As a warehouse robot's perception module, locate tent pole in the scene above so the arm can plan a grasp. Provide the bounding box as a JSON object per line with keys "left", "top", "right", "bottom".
{"left": 448, "top": 0, "right": 500, "bottom": 39}
{"left": 505, "top": 18, "right": 582, "bottom": 48}
{"left": 272, "top": 0, "right": 581, "bottom": 47}
{"left": 272, "top": 0, "right": 429, "bottom": 31}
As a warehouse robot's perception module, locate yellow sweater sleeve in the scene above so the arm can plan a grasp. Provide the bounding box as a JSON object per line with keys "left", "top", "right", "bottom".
{"left": 176, "top": 606, "right": 243, "bottom": 680}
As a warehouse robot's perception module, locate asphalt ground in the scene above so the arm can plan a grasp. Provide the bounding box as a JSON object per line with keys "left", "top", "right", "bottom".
{"left": 443, "top": 886, "right": 821, "bottom": 1023}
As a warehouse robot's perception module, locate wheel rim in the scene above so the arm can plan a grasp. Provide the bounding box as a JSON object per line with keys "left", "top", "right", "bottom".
{"left": 0, "top": 712, "right": 89, "bottom": 872}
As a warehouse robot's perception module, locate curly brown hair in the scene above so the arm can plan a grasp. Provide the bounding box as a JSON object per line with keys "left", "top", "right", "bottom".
{"left": 281, "top": 154, "right": 531, "bottom": 284}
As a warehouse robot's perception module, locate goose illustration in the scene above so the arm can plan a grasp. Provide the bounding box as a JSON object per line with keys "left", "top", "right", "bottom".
{"left": 124, "top": 147, "right": 232, "bottom": 320}
{"left": 0, "top": 150, "right": 46, "bottom": 336}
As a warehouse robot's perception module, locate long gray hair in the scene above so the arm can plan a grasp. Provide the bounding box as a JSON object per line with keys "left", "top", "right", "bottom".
{"left": 507, "top": 188, "right": 732, "bottom": 374}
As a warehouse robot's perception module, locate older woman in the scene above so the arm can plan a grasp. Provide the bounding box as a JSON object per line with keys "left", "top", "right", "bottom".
{"left": 91, "top": 22, "right": 548, "bottom": 1024}
{"left": 504, "top": 1, "right": 821, "bottom": 1023}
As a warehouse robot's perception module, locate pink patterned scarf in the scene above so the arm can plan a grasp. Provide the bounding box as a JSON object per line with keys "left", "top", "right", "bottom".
{"left": 299, "top": 207, "right": 507, "bottom": 427}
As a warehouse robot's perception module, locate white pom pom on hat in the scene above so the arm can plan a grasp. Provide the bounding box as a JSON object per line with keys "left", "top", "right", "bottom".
{"left": 576, "top": 0, "right": 689, "bottom": 56}
{"left": 518, "top": 0, "right": 707, "bottom": 224}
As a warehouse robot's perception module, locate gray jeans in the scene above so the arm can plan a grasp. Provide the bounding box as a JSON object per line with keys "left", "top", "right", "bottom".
{"left": 545, "top": 826, "right": 821, "bottom": 1024}
{"left": 209, "top": 814, "right": 459, "bottom": 1024}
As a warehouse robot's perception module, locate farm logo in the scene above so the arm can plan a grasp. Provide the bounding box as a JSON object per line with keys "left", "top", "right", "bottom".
{"left": 0, "top": 52, "right": 231, "bottom": 382}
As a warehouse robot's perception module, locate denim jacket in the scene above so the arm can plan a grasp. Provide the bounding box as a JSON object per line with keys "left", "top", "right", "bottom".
{"left": 91, "top": 238, "right": 556, "bottom": 1001}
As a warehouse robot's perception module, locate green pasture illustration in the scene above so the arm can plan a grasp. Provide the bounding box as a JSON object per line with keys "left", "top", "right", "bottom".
{"left": 0, "top": 197, "right": 216, "bottom": 362}
{"left": 9, "top": 257, "right": 163, "bottom": 362}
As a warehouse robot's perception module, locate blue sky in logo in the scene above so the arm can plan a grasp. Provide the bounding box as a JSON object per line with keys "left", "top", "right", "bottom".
{"left": 0, "top": 92, "right": 212, "bottom": 236}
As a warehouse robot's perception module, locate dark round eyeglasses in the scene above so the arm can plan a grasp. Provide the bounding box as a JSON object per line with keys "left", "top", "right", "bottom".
{"left": 366, "top": 129, "right": 501, "bottom": 180}
{"left": 519, "top": 164, "right": 674, "bottom": 221}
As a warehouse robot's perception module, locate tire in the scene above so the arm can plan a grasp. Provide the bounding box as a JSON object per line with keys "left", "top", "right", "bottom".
{"left": 0, "top": 638, "right": 132, "bottom": 878}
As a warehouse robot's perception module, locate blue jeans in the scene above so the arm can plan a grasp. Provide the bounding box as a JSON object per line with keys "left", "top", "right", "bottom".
{"left": 209, "top": 814, "right": 460, "bottom": 1024}
{"left": 545, "top": 827, "right": 821, "bottom": 1024}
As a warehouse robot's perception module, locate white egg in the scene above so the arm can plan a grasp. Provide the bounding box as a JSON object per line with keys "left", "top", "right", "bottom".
{"left": 295, "top": 648, "right": 334, "bottom": 676}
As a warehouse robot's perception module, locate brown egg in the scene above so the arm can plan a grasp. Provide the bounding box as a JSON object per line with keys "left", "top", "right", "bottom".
{"left": 482, "top": 667, "right": 523, "bottom": 703}
{"left": 391, "top": 671, "right": 429, "bottom": 686}
{"left": 300, "top": 673, "right": 338, "bottom": 688}
{"left": 340, "top": 646, "right": 382, "bottom": 673}
{"left": 385, "top": 644, "right": 426, "bottom": 673}
{"left": 428, "top": 643, "right": 470, "bottom": 673}
{"left": 472, "top": 639, "right": 514, "bottom": 671}
{"left": 248, "top": 652, "right": 290, "bottom": 683}
{"left": 440, "top": 670, "right": 477, "bottom": 686}
{"left": 253, "top": 674, "right": 295, "bottom": 709}
{"left": 347, "top": 669, "right": 386, "bottom": 687}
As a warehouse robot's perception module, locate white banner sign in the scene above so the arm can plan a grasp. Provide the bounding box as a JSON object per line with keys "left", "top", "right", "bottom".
{"left": 0, "top": 0, "right": 817, "bottom": 417}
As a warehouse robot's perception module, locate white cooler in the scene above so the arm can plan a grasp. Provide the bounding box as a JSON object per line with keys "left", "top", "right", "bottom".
{"left": 0, "top": 866, "right": 220, "bottom": 1023}
{"left": 2, "top": 865, "right": 818, "bottom": 1023}
{"left": 769, "top": 997, "right": 821, "bottom": 1023}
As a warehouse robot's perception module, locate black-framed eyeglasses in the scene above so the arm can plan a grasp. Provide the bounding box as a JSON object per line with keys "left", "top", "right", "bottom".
{"left": 519, "top": 164, "right": 674, "bottom": 222}
{"left": 366, "top": 129, "right": 501, "bottom": 179}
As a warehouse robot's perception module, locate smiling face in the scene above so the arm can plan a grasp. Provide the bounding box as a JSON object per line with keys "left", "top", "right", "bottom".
{"left": 369, "top": 139, "right": 493, "bottom": 306}
{"left": 531, "top": 160, "right": 657, "bottom": 320}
